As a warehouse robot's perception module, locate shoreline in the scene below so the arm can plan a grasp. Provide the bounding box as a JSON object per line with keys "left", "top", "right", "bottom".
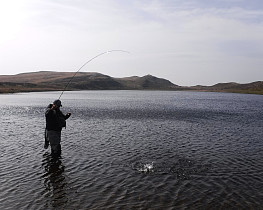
{"left": 1, "top": 88, "right": 262, "bottom": 95}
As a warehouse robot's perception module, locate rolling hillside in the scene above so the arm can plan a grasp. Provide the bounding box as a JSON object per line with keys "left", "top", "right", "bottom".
{"left": 190, "top": 81, "right": 263, "bottom": 95}
{"left": 0, "top": 71, "right": 262, "bottom": 94}
{"left": 0, "top": 71, "right": 181, "bottom": 93}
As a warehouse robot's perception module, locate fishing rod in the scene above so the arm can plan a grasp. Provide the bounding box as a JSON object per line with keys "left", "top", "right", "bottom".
{"left": 58, "top": 50, "right": 130, "bottom": 100}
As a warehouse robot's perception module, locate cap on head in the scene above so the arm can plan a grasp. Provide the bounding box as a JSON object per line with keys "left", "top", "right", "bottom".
{"left": 53, "top": 99, "right": 62, "bottom": 107}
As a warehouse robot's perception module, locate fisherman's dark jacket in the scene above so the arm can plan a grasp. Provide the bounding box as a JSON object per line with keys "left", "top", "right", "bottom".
{"left": 45, "top": 105, "right": 69, "bottom": 131}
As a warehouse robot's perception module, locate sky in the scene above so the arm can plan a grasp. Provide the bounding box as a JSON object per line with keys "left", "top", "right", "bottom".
{"left": 0, "top": 0, "right": 263, "bottom": 86}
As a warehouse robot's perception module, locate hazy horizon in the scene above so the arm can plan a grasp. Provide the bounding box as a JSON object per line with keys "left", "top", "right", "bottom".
{"left": 0, "top": 0, "right": 263, "bottom": 86}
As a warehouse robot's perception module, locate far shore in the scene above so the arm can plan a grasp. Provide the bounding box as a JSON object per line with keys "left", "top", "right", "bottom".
{"left": 1, "top": 87, "right": 262, "bottom": 95}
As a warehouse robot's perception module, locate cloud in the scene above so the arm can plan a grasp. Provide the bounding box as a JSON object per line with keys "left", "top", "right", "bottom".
{"left": 0, "top": 0, "right": 263, "bottom": 85}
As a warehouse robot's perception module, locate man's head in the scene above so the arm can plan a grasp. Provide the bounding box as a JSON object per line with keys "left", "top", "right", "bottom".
{"left": 53, "top": 99, "right": 62, "bottom": 108}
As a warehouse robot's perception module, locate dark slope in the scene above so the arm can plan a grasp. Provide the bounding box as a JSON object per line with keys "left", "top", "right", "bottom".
{"left": 0, "top": 71, "right": 180, "bottom": 92}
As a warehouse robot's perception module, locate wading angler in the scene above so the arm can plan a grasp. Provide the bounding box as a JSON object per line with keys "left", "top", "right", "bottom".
{"left": 44, "top": 50, "right": 128, "bottom": 156}
{"left": 45, "top": 99, "right": 71, "bottom": 157}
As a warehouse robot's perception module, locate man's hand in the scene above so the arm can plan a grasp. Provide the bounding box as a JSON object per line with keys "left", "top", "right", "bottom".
{"left": 51, "top": 104, "right": 57, "bottom": 110}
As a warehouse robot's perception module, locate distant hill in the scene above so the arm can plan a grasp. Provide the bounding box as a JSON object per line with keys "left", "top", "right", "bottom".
{"left": 0, "top": 71, "right": 262, "bottom": 94}
{"left": 190, "top": 81, "right": 263, "bottom": 95}
{"left": 0, "top": 71, "right": 181, "bottom": 93}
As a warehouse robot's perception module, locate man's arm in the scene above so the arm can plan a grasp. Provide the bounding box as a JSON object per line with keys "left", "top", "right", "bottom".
{"left": 65, "top": 112, "right": 71, "bottom": 120}
{"left": 45, "top": 104, "right": 55, "bottom": 117}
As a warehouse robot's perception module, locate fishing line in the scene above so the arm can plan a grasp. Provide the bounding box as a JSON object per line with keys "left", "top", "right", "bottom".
{"left": 58, "top": 50, "right": 129, "bottom": 100}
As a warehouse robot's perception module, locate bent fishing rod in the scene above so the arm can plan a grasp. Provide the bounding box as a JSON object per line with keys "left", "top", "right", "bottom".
{"left": 58, "top": 50, "right": 129, "bottom": 100}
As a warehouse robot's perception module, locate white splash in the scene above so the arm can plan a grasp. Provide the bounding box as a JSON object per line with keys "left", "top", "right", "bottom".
{"left": 139, "top": 162, "right": 154, "bottom": 173}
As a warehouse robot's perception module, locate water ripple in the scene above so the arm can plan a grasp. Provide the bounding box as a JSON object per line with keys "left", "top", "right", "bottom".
{"left": 0, "top": 91, "right": 262, "bottom": 209}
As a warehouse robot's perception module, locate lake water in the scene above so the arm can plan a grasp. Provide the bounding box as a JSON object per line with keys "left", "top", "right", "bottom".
{"left": 0, "top": 90, "right": 262, "bottom": 209}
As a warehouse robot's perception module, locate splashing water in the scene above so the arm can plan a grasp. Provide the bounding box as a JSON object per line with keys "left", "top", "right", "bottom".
{"left": 138, "top": 162, "right": 154, "bottom": 173}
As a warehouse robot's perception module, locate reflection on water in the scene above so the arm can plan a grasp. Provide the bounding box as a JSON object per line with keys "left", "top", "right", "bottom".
{"left": 0, "top": 91, "right": 262, "bottom": 209}
{"left": 42, "top": 153, "right": 68, "bottom": 209}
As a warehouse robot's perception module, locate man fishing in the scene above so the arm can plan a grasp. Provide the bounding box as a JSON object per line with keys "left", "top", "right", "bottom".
{"left": 45, "top": 99, "right": 71, "bottom": 157}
